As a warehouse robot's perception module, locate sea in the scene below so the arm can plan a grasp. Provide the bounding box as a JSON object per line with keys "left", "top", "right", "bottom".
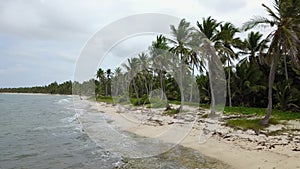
{"left": 0, "top": 93, "right": 229, "bottom": 169}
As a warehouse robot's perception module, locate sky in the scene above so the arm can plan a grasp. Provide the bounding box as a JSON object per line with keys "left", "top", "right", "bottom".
{"left": 0, "top": 0, "right": 273, "bottom": 88}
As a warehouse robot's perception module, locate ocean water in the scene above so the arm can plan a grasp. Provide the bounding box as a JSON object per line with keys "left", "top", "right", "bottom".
{"left": 0, "top": 93, "right": 121, "bottom": 169}
{"left": 0, "top": 93, "right": 229, "bottom": 169}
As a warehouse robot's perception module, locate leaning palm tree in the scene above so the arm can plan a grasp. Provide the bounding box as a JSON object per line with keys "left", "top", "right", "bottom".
{"left": 196, "top": 17, "right": 222, "bottom": 115}
{"left": 169, "top": 19, "right": 193, "bottom": 111}
{"left": 243, "top": 0, "right": 300, "bottom": 125}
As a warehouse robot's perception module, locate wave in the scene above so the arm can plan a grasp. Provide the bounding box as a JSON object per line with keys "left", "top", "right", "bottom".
{"left": 57, "top": 98, "right": 72, "bottom": 104}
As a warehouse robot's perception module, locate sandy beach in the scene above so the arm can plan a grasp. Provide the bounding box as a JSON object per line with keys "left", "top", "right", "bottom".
{"left": 79, "top": 100, "right": 300, "bottom": 169}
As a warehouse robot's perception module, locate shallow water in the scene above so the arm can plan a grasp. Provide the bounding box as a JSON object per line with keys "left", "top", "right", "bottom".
{"left": 0, "top": 93, "right": 229, "bottom": 169}
{"left": 0, "top": 93, "right": 121, "bottom": 169}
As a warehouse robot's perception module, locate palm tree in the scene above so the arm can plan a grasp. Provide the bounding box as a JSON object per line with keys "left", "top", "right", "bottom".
{"left": 105, "top": 69, "right": 112, "bottom": 96}
{"left": 150, "top": 35, "right": 171, "bottom": 109}
{"left": 196, "top": 17, "right": 222, "bottom": 114}
{"left": 96, "top": 68, "right": 105, "bottom": 96}
{"left": 150, "top": 35, "right": 169, "bottom": 94}
{"left": 243, "top": 0, "right": 300, "bottom": 125}
{"left": 169, "top": 19, "right": 193, "bottom": 111}
{"left": 241, "top": 31, "right": 267, "bottom": 65}
{"left": 122, "top": 57, "right": 141, "bottom": 103}
{"left": 216, "top": 22, "right": 241, "bottom": 107}
{"left": 112, "top": 67, "right": 123, "bottom": 96}
{"left": 138, "top": 52, "right": 150, "bottom": 96}
{"left": 187, "top": 50, "right": 200, "bottom": 102}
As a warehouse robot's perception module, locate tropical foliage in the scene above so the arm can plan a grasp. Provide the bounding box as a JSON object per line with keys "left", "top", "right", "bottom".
{"left": 1, "top": 0, "right": 299, "bottom": 126}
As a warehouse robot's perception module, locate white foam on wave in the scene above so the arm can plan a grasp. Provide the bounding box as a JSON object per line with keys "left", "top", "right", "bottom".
{"left": 33, "top": 124, "right": 75, "bottom": 131}
{"left": 57, "top": 98, "right": 72, "bottom": 104}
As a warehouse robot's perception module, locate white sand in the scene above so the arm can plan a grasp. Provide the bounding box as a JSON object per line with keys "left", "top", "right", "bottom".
{"left": 80, "top": 100, "right": 300, "bottom": 169}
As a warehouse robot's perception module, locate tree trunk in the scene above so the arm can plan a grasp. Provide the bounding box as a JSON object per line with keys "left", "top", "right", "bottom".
{"left": 284, "top": 54, "right": 288, "bottom": 81}
{"left": 178, "top": 53, "right": 184, "bottom": 112}
{"left": 209, "top": 73, "right": 216, "bottom": 115}
{"left": 144, "top": 78, "right": 149, "bottom": 96}
{"left": 227, "top": 61, "right": 232, "bottom": 107}
{"left": 105, "top": 83, "right": 108, "bottom": 96}
{"left": 133, "top": 81, "right": 140, "bottom": 105}
{"left": 209, "top": 58, "right": 216, "bottom": 116}
{"left": 160, "top": 70, "right": 164, "bottom": 98}
{"left": 189, "top": 64, "right": 194, "bottom": 102}
{"left": 99, "top": 78, "right": 102, "bottom": 96}
{"left": 261, "top": 53, "right": 279, "bottom": 126}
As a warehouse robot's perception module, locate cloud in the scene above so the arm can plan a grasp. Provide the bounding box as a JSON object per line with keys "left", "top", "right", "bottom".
{"left": 0, "top": 0, "right": 274, "bottom": 87}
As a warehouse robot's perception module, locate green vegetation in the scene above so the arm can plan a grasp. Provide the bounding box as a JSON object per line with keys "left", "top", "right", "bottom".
{"left": 224, "top": 106, "right": 300, "bottom": 130}
{"left": 163, "top": 109, "right": 179, "bottom": 116}
{"left": 226, "top": 118, "right": 280, "bottom": 131}
{"left": 93, "top": 0, "right": 300, "bottom": 127}
{"left": 0, "top": 81, "right": 72, "bottom": 95}
{"left": 224, "top": 106, "right": 300, "bottom": 121}
{"left": 96, "top": 96, "right": 114, "bottom": 103}
{"left": 1, "top": 0, "right": 299, "bottom": 127}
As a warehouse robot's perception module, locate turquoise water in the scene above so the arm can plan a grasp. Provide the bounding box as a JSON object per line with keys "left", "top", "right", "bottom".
{"left": 0, "top": 93, "right": 121, "bottom": 169}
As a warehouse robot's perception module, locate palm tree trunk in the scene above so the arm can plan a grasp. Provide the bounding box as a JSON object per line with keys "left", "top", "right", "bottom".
{"left": 133, "top": 81, "right": 140, "bottom": 104}
{"left": 227, "top": 61, "right": 232, "bottom": 107}
{"left": 160, "top": 70, "right": 164, "bottom": 98}
{"left": 189, "top": 64, "right": 194, "bottom": 102}
{"left": 115, "top": 79, "right": 119, "bottom": 96}
{"left": 105, "top": 83, "right": 108, "bottom": 96}
{"left": 284, "top": 54, "right": 289, "bottom": 80}
{"left": 99, "top": 78, "right": 101, "bottom": 95}
{"left": 261, "top": 53, "right": 279, "bottom": 125}
{"left": 178, "top": 53, "right": 184, "bottom": 112}
{"left": 209, "top": 74, "right": 216, "bottom": 115}
{"left": 144, "top": 78, "right": 149, "bottom": 96}
{"left": 209, "top": 58, "right": 216, "bottom": 115}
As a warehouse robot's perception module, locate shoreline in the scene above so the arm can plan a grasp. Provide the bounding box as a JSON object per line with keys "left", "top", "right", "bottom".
{"left": 0, "top": 92, "right": 74, "bottom": 96}
{"left": 79, "top": 100, "right": 300, "bottom": 169}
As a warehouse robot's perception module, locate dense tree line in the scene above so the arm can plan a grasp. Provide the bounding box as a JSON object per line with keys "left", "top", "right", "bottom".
{"left": 94, "top": 0, "right": 300, "bottom": 125}
{"left": 0, "top": 81, "right": 73, "bottom": 95}
{"left": 1, "top": 0, "right": 299, "bottom": 126}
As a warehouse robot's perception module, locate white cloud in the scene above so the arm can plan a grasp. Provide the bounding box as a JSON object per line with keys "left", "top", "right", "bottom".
{"left": 0, "top": 0, "right": 274, "bottom": 87}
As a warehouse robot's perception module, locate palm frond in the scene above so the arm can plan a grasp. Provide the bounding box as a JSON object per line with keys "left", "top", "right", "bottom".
{"left": 242, "top": 16, "right": 275, "bottom": 31}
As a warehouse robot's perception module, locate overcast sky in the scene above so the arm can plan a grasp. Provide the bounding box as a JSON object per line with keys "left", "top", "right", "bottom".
{"left": 0, "top": 0, "right": 273, "bottom": 88}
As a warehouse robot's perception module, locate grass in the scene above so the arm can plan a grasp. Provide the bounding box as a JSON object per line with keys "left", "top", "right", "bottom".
{"left": 226, "top": 118, "right": 280, "bottom": 131}
{"left": 95, "top": 96, "right": 300, "bottom": 122}
{"left": 96, "top": 96, "right": 114, "bottom": 103}
{"left": 224, "top": 106, "right": 300, "bottom": 131}
{"left": 224, "top": 106, "right": 300, "bottom": 121}
{"left": 168, "top": 100, "right": 210, "bottom": 109}
{"left": 163, "top": 109, "right": 179, "bottom": 115}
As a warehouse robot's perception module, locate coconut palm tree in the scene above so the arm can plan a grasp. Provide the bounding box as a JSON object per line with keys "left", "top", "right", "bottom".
{"left": 112, "top": 67, "right": 123, "bottom": 96}
{"left": 216, "top": 22, "right": 242, "bottom": 107}
{"left": 169, "top": 19, "right": 193, "bottom": 111}
{"left": 105, "top": 69, "right": 112, "bottom": 96}
{"left": 150, "top": 35, "right": 169, "bottom": 95}
{"left": 138, "top": 52, "right": 150, "bottom": 96}
{"left": 187, "top": 50, "right": 200, "bottom": 102}
{"left": 196, "top": 17, "right": 222, "bottom": 114}
{"left": 96, "top": 68, "right": 105, "bottom": 96}
{"left": 122, "top": 57, "right": 141, "bottom": 103}
{"left": 240, "top": 31, "right": 267, "bottom": 65}
{"left": 243, "top": 0, "right": 300, "bottom": 125}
